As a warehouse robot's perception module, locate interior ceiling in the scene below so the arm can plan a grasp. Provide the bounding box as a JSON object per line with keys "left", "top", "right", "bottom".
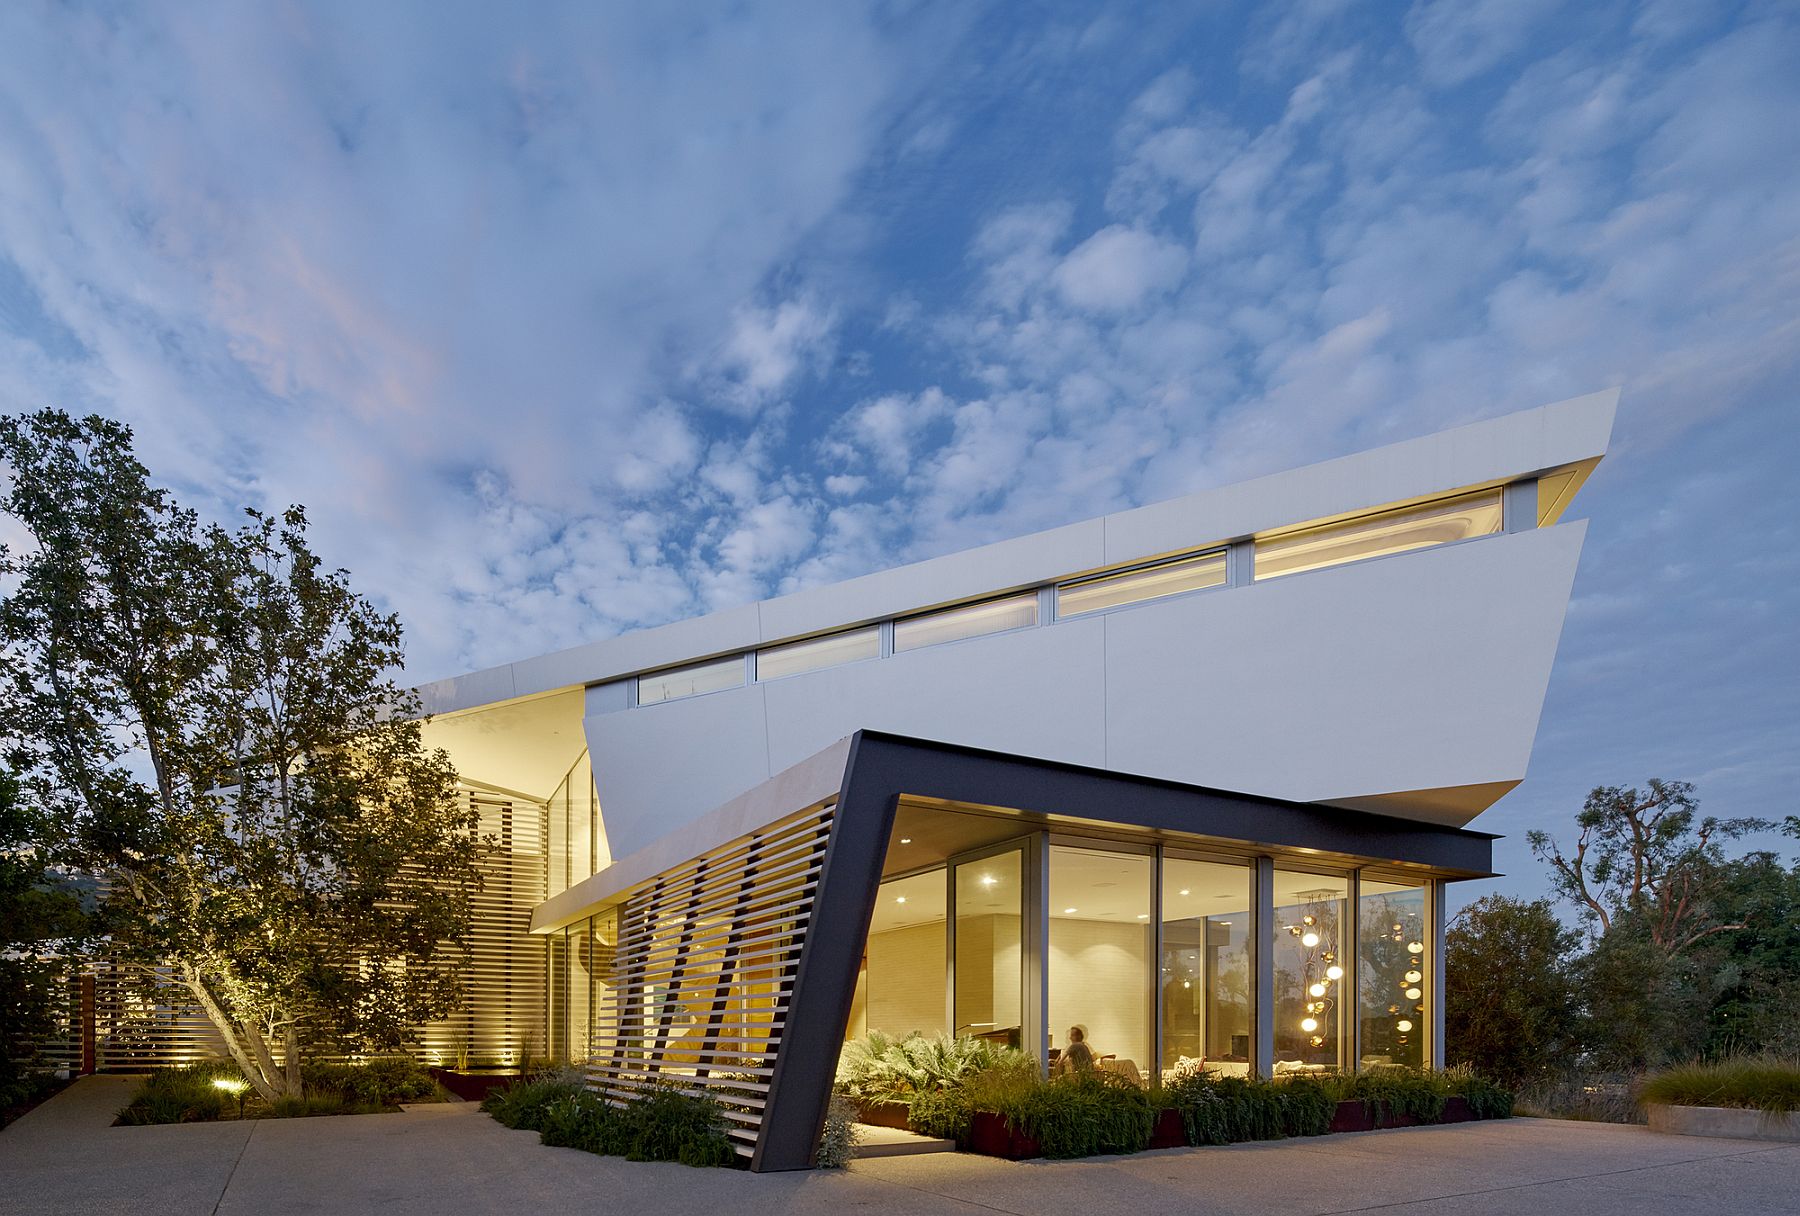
{"left": 417, "top": 687, "right": 586, "bottom": 802}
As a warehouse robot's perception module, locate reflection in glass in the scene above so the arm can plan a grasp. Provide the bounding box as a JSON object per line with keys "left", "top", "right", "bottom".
{"left": 1254, "top": 490, "right": 1503, "bottom": 581}
{"left": 894, "top": 594, "right": 1038, "bottom": 654}
{"left": 853, "top": 868, "right": 948, "bottom": 1042}
{"left": 1056, "top": 550, "right": 1227, "bottom": 618}
{"left": 1359, "top": 879, "right": 1428, "bottom": 1070}
{"left": 755, "top": 626, "right": 881, "bottom": 682}
{"left": 1049, "top": 847, "right": 1152, "bottom": 1080}
{"left": 1273, "top": 871, "right": 1350, "bottom": 1072}
{"left": 954, "top": 851, "right": 1023, "bottom": 1049}
{"left": 1161, "top": 858, "right": 1253, "bottom": 1077}
{"left": 636, "top": 655, "right": 745, "bottom": 705}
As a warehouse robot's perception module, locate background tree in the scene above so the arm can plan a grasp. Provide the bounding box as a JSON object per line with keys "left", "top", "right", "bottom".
{"left": 0, "top": 410, "right": 480, "bottom": 1102}
{"left": 0, "top": 765, "right": 88, "bottom": 1112}
{"left": 1443, "top": 895, "right": 1582, "bottom": 1087}
{"left": 1526, "top": 780, "right": 1773, "bottom": 954}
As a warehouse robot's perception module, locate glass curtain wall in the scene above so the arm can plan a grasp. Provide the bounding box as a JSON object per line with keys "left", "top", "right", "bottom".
{"left": 953, "top": 850, "right": 1023, "bottom": 1048}
{"left": 1272, "top": 870, "right": 1351, "bottom": 1072}
{"left": 855, "top": 869, "right": 948, "bottom": 1041}
{"left": 1048, "top": 847, "right": 1152, "bottom": 1081}
{"left": 1160, "top": 858, "right": 1253, "bottom": 1077}
{"left": 1358, "top": 879, "right": 1429, "bottom": 1069}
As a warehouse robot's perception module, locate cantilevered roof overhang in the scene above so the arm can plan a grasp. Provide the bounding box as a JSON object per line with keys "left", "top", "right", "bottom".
{"left": 529, "top": 729, "right": 1497, "bottom": 936}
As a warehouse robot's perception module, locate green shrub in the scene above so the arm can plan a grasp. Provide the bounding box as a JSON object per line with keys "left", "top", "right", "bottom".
{"left": 1010, "top": 1073, "right": 1155, "bottom": 1158}
{"left": 1443, "top": 1068, "right": 1515, "bottom": 1120}
{"left": 300, "top": 1058, "right": 439, "bottom": 1106}
{"left": 526, "top": 1080, "right": 738, "bottom": 1167}
{"left": 617, "top": 1084, "right": 737, "bottom": 1166}
{"left": 1163, "top": 1073, "right": 1335, "bottom": 1145}
{"left": 1639, "top": 1057, "right": 1800, "bottom": 1114}
{"left": 269, "top": 1093, "right": 385, "bottom": 1118}
{"left": 907, "top": 1086, "right": 975, "bottom": 1143}
{"left": 816, "top": 1094, "right": 860, "bottom": 1169}
{"left": 835, "top": 1031, "right": 1032, "bottom": 1106}
{"left": 481, "top": 1067, "right": 586, "bottom": 1130}
{"left": 116, "top": 1061, "right": 243, "bottom": 1124}
{"left": 1339, "top": 1067, "right": 1450, "bottom": 1123}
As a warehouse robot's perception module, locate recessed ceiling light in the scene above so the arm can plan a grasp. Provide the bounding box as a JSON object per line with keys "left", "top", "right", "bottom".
{"left": 1063, "top": 907, "right": 1077, "bottom": 914}
{"left": 980, "top": 875, "right": 996, "bottom": 887}
{"left": 899, "top": 838, "right": 912, "bottom": 844}
{"left": 1178, "top": 889, "right": 1190, "bottom": 896}
{"left": 896, "top": 896, "right": 907, "bottom": 904}
{"left": 1136, "top": 913, "right": 1148, "bottom": 920}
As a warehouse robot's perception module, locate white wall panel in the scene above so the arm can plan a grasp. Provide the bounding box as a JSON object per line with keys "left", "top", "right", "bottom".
{"left": 1103, "top": 522, "right": 1587, "bottom": 817}
{"left": 762, "top": 615, "right": 1108, "bottom": 776}
{"left": 585, "top": 682, "right": 771, "bottom": 858}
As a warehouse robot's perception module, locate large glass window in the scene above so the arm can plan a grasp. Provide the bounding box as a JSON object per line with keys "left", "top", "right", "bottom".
{"left": 1273, "top": 870, "right": 1350, "bottom": 1072}
{"left": 1254, "top": 490, "right": 1503, "bottom": 581}
{"left": 1358, "top": 879, "right": 1429, "bottom": 1070}
{"left": 894, "top": 593, "right": 1038, "bottom": 654}
{"left": 755, "top": 626, "right": 881, "bottom": 682}
{"left": 855, "top": 869, "right": 948, "bottom": 1042}
{"left": 635, "top": 655, "right": 744, "bottom": 705}
{"left": 1056, "top": 550, "right": 1227, "bottom": 618}
{"left": 1049, "top": 847, "right": 1152, "bottom": 1083}
{"left": 953, "top": 850, "right": 1023, "bottom": 1049}
{"left": 1161, "top": 858, "right": 1253, "bottom": 1078}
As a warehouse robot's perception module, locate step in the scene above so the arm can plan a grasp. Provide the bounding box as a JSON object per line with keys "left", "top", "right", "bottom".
{"left": 854, "top": 1122, "right": 957, "bottom": 1158}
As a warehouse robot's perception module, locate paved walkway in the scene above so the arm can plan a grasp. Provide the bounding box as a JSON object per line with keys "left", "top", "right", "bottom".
{"left": 3, "top": 1076, "right": 1797, "bottom": 1215}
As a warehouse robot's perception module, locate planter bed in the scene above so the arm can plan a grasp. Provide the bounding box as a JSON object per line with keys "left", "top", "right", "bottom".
{"left": 1329, "top": 1096, "right": 1477, "bottom": 1133}
{"left": 854, "top": 1099, "right": 912, "bottom": 1131}
{"left": 961, "top": 1097, "right": 1490, "bottom": 1160}
{"left": 428, "top": 1067, "right": 521, "bottom": 1103}
{"left": 1645, "top": 1102, "right": 1800, "bottom": 1144}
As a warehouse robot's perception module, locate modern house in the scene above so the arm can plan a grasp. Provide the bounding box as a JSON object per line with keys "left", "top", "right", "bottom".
{"left": 402, "top": 388, "right": 1616, "bottom": 1169}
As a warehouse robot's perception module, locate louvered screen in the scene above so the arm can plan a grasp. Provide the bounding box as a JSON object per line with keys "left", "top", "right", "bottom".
{"left": 587, "top": 801, "right": 835, "bottom": 1159}
{"left": 91, "top": 963, "right": 233, "bottom": 1068}
{"left": 417, "top": 790, "right": 549, "bottom": 1067}
{"left": 57, "top": 787, "right": 547, "bottom": 1072}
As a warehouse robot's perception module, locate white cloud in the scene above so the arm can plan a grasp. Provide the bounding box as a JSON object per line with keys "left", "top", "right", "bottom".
{"left": 1053, "top": 226, "right": 1190, "bottom": 312}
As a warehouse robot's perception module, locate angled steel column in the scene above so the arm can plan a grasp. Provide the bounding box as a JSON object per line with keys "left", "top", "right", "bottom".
{"left": 751, "top": 734, "right": 900, "bottom": 1172}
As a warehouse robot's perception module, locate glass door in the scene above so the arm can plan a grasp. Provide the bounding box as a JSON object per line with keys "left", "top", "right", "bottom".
{"left": 952, "top": 847, "right": 1024, "bottom": 1049}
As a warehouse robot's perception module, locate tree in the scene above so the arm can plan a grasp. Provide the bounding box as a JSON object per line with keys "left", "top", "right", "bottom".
{"left": 1443, "top": 895, "right": 1582, "bottom": 1087}
{"left": 0, "top": 410, "right": 480, "bottom": 1102}
{"left": 1526, "top": 780, "right": 1773, "bottom": 954}
{"left": 0, "top": 765, "right": 88, "bottom": 1104}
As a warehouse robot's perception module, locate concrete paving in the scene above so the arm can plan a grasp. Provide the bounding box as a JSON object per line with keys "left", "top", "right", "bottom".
{"left": 3, "top": 1076, "right": 1797, "bottom": 1215}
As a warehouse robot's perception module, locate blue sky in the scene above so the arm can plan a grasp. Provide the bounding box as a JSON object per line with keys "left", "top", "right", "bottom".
{"left": 1, "top": 1, "right": 1795, "bottom": 904}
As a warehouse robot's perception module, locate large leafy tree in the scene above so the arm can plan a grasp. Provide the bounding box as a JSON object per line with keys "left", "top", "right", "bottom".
{"left": 0, "top": 764, "right": 88, "bottom": 1104}
{"left": 1526, "top": 780, "right": 1773, "bottom": 954}
{"left": 0, "top": 410, "right": 479, "bottom": 1101}
{"left": 1443, "top": 895, "right": 1582, "bottom": 1087}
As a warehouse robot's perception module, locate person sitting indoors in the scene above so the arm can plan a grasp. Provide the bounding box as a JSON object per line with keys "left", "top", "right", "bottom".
{"left": 1056, "top": 1025, "right": 1096, "bottom": 1075}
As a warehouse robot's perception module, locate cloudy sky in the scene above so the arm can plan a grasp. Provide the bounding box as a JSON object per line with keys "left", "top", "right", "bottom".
{"left": 1, "top": 1, "right": 1795, "bottom": 902}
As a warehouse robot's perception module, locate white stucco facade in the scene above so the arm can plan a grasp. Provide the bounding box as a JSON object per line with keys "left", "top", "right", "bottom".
{"left": 419, "top": 389, "right": 1615, "bottom": 862}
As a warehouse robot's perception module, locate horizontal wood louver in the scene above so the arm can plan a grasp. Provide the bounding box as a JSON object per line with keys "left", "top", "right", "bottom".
{"left": 586, "top": 801, "right": 835, "bottom": 1159}
{"left": 89, "top": 962, "right": 233, "bottom": 1069}
{"left": 417, "top": 790, "right": 550, "bottom": 1067}
{"left": 50, "top": 787, "right": 548, "bottom": 1072}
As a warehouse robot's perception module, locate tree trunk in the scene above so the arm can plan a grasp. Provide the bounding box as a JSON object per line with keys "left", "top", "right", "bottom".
{"left": 180, "top": 974, "right": 289, "bottom": 1103}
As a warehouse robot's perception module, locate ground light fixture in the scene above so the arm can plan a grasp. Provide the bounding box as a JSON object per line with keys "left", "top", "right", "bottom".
{"left": 212, "top": 1076, "right": 250, "bottom": 1118}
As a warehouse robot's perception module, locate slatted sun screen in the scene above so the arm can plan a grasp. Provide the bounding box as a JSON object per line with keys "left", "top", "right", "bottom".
{"left": 417, "top": 790, "right": 550, "bottom": 1067}
{"left": 586, "top": 800, "right": 836, "bottom": 1160}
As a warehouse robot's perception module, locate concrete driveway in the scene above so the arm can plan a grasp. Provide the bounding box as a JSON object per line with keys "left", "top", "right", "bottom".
{"left": 4, "top": 1076, "right": 1796, "bottom": 1215}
